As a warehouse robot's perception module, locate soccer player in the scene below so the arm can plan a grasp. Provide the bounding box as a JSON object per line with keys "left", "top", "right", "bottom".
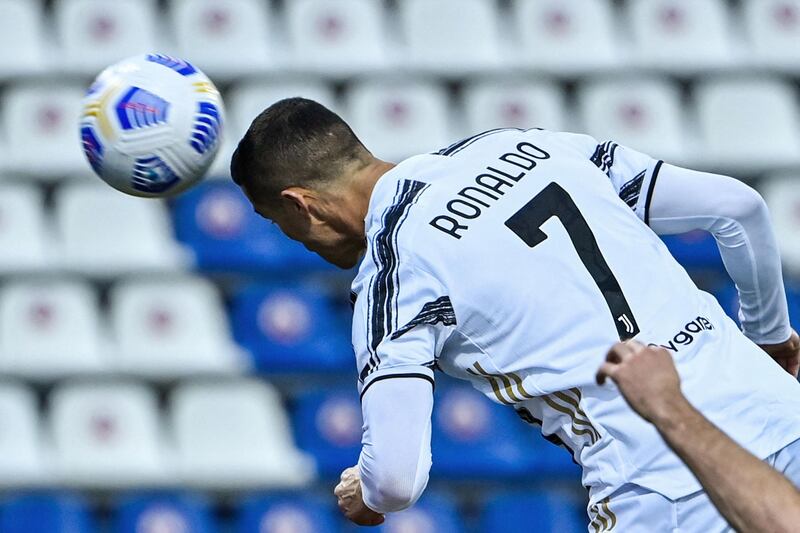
{"left": 230, "top": 98, "right": 800, "bottom": 531}
{"left": 597, "top": 340, "right": 800, "bottom": 533}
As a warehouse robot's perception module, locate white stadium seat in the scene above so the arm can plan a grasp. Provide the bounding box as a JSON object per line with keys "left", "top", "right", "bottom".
{"left": 627, "top": 0, "right": 733, "bottom": 72}
{"left": 0, "top": 185, "right": 51, "bottom": 274}
{"left": 171, "top": 380, "right": 314, "bottom": 489}
{"left": 398, "top": 0, "right": 502, "bottom": 74}
{"left": 286, "top": 0, "right": 387, "bottom": 75}
{"left": 55, "top": 183, "right": 189, "bottom": 277}
{"left": 0, "top": 383, "right": 47, "bottom": 486}
{"left": 742, "top": 0, "right": 800, "bottom": 70}
{"left": 694, "top": 78, "right": 800, "bottom": 171}
{"left": 0, "top": 0, "right": 46, "bottom": 78}
{"left": 761, "top": 174, "right": 800, "bottom": 274}
{"left": 49, "top": 382, "right": 168, "bottom": 487}
{"left": 171, "top": 0, "right": 272, "bottom": 79}
{"left": 345, "top": 80, "right": 450, "bottom": 161}
{"left": 2, "top": 84, "right": 87, "bottom": 177}
{"left": 461, "top": 79, "right": 567, "bottom": 136}
{"left": 109, "top": 276, "right": 246, "bottom": 378}
{"left": 510, "top": 0, "right": 619, "bottom": 74}
{"left": 578, "top": 77, "right": 686, "bottom": 163}
{"left": 0, "top": 280, "right": 106, "bottom": 379}
{"left": 54, "top": 0, "right": 158, "bottom": 75}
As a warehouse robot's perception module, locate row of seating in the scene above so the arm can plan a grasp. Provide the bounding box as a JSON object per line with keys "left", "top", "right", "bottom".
{"left": 0, "top": 490, "right": 587, "bottom": 533}
{"left": 5, "top": 75, "right": 800, "bottom": 179}
{"left": 2, "top": 0, "right": 800, "bottom": 79}
{"left": 0, "top": 379, "right": 578, "bottom": 489}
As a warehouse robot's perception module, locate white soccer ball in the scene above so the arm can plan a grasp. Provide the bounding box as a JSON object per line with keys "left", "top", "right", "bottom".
{"left": 80, "top": 53, "right": 225, "bottom": 198}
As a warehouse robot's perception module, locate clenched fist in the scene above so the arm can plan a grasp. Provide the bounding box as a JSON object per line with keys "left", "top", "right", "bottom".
{"left": 758, "top": 329, "right": 800, "bottom": 378}
{"left": 334, "top": 466, "right": 385, "bottom": 526}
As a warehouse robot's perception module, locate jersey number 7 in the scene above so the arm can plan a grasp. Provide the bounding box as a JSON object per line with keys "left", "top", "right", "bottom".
{"left": 505, "top": 182, "right": 640, "bottom": 340}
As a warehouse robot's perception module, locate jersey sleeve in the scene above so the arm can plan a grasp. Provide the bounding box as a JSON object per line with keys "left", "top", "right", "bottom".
{"left": 353, "top": 244, "right": 456, "bottom": 398}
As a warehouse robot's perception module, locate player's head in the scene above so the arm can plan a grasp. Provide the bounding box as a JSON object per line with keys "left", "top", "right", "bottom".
{"left": 231, "top": 97, "right": 377, "bottom": 269}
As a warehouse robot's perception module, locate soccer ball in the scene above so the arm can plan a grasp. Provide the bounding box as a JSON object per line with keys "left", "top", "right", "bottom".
{"left": 80, "top": 54, "right": 225, "bottom": 198}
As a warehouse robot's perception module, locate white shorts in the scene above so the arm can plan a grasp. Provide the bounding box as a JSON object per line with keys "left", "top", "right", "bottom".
{"left": 586, "top": 437, "right": 800, "bottom": 532}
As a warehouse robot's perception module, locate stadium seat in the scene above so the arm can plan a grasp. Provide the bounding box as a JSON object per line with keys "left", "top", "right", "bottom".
{"left": 56, "top": 183, "right": 190, "bottom": 276}
{"left": 461, "top": 79, "right": 567, "bottom": 135}
{"left": 480, "top": 491, "right": 586, "bottom": 533}
{"left": 285, "top": 0, "right": 388, "bottom": 75}
{"left": 376, "top": 493, "right": 466, "bottom": 533}
{"left": 397, "top": 0, "right": 502, "bottom": 74}
{"left": 231, "top": 283, "right": 353, "bottom": 373}
{"left": 171, "top": 181, "right": 331, "bottom": 273}
{"left": 54, "top": 0, "right": 158, "bottom": 75}
{"left": 0, "top": 383, "right": 47, "bottom": 486}
{"left": 345, "top": 80, "right": 450, "bottom": 161}
{"left": 577, "top": 77, "right": 686, "bottom": 163}
{"left": 171, "top": 0, "right": 272, "bottom": 78}
{"left": 742, "top": 0, "right": 800, "bottom": 70}
{"left": 0, "top": 280, "right": 106, "bottom": 379}
{"left": 170, "top": 380, "right": 315, "bottom": 488}
{"left": 236, "top": 495, "right": 339, "bottom": 533}
{"left": 2, "top": 83, "right": 87, "bottom": 177}
{"left": 761, "top": 174, "right": 800, "bottom": 274}
{"left": 49, "top": 382, "right": 168, "bottom": 487}
{"left": 660, "top": 230, "right": 725, "bottom": 273}
{"left": 0, "top": 493, "right": 97, "bottom": 533}
{"left": 109, "top": 276, "right": 246, "bottom": 378}
{"left": 510, "top": 0, "right": 619, "bottom": 74}
{"left": 0, "top": 0, "right": 46, "bottom": 78}
{"left": 292, "top": 388, "right": 362, "bottom": 477}
{"left": 627, "top": 0, "right": 734, "bottom": 72}
{"left": 0, "top": 184, "right": 51, "bottom": 274}
{"left": 114, "top": 493, "right": 217, "bottom": 533}
{"left": 694, "top": 78, "right": 800, "bottom": 171}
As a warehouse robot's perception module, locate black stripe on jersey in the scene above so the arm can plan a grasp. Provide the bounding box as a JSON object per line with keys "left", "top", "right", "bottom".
{"left": 436, "top": 128, "right": 521, "bottom": 156}
{"left": 361, "top": 180, "right": 430, "bottom": 382}
{"left": 390, "top": 296, "right": 456, "bottom": 340}
{"left": 360, "top": 372, "right": 435, "bottom": 401}
{"left": 644, "top": 160, "right": 664, "bottom": 226}
{"left": 590, "top": 141, "right": 618, "bottom": 176}
{"left": 618, "top": 170, "right": 646, "bottom": 208}
{"left": 348, "top": 291, "right": 357, "bottom": 310}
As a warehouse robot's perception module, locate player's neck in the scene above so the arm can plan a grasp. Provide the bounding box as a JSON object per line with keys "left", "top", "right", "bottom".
{"left": 349, "top": 158, "right": 396, "bottom": 235}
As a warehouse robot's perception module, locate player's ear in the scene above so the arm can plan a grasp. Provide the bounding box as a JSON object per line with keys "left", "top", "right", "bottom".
{"left": 280, "top": 187, "right": 312, "bottom": 216}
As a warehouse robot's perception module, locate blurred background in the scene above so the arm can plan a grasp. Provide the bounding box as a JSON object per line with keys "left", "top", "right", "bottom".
{"left": 0, "top": 0, "right": 799, "bottom": 531}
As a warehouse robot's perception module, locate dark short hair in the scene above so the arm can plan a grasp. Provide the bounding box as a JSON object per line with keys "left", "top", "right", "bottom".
{"left": 230, "top": 97, "right": 369, "bottom": 205}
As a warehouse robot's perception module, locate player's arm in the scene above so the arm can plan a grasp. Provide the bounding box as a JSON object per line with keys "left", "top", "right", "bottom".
{"left": 598, "top": 341, "right": 800, "bottom": 533}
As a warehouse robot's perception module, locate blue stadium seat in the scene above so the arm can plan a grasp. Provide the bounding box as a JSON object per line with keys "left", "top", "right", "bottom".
{"left": 231, "top": 283, "right": 353, "bottom": 373}
{"left": 236, "top": 495, "right": 338, "bottom": 533}
{"left": 292, "top": 388, "right": 362, "bottom": 477}
{"left": 114, "top": 493, "right": 217, "bottom": 533}
{"left": 367, "top": 493, "right": 465, "bottom": 533}
{"left": 0, "top": 493, "right": 97, "bottom": 533}
{"left": 480, "top": 491, "right": 585, "bottom": 533}
{"left": 171, "top": 181, "right": 332, "bottom": 274}
{"left": 431, "top": 384, "right": 575, "bottom": 479}
{"left": 660, "top": 230, "right": 724, "bottom": 273}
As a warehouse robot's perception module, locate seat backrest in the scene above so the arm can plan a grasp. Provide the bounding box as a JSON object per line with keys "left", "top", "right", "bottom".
{"left": 695, "top": 78, "right": 800, "bottom": 168}
{"left": 56, "top": 184, "right": 186, "bottom": 275}
{"left": 171, "top": 380, "right": 314, "bottom": 487}
{"left": 511, "top": 0, "right": 618, "bottom": 70}
{"left": 110, "top": 276, "right": 242, "bottom": 376}
{"left": 0, "top": 184, "right": 49, "bottom": 272}
{"left": 0, "top": 383, "right": 46, "bottom": 483}
{"left": 461, "top": 80, "right": 566, "bottom": 134}
{"left": 286, "top": 0, "right": 386, "bottom": 73}
{"left": 236, "top": 496, "right": 338, "bottom": 533}
{"left": 55, "top": 0, "right": 158, "bottom": 74}
{"left": 346, "top": 80, "right": 450, "bottom": 160}
{"left": 578, "top": 77, "right": 685, "bottom": 162}
{"left": 3, "top": 84, "right": 86, "bottom": 176}
{"left": 0, "top": 0, "right": 46, "bottom": 78}
{"left": 378, "top": 494, "right": 465, "bottom": 533}
{"left": 742, "top": 0, "right": 800, "bottom": 66}
{"left": 171, "top": 0, "right": 271, "bottom": 77}
{"left": 114, "top": 493, "right": 217, "bottom": 533}
{"left": 0, "top": 494, "right": 96, "bottom": 533}
{"left": 0, "top": 280, "right": 104, "bottom": 378}
{"left": 398, "top": 0, "right": 501, "bottom": 71}
{"left": 481, "top": 492, "right": 585, "bottom": 533}
{"left": 627, "top": 0, "right": 732, "bottom": 69}
{"left": 49, "top": 382, "right": 166, "bottom": 486}
{"left": 761, "top": 174, "right": 800, "bottom": 274}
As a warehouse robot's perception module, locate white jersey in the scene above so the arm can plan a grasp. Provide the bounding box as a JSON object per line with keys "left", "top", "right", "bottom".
{"left": 350, "top": 128, "right": 800, "bottom": 503}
